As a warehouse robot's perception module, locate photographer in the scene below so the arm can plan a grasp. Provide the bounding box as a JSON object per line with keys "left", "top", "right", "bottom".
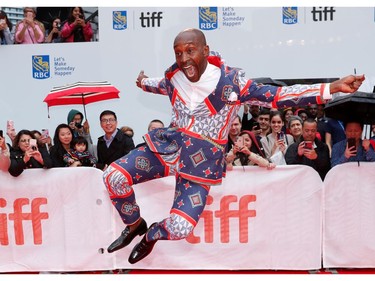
{"left": 45, "top": 17, "right": 62, "bottom": 43}
{"left": 67, "top": 109, "right": 95, "bottom": 157}
{"left": 60, "top": 7, "right": 93, "bottom": 43}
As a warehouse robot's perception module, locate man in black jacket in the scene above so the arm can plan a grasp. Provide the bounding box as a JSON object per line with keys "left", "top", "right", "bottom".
{"left": 96, "top": 110, "right": 135, "bottom": 170}
{"left": 285, "top": 118, "right": 331, "bottom": 180}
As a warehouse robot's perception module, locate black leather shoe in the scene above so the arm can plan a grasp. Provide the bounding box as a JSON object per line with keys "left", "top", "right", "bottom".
{"left": 128, "top": 235, "right": 157, "bottom": 264}
{"left": 107, "top": 218, "right": 147, "bottom": 253}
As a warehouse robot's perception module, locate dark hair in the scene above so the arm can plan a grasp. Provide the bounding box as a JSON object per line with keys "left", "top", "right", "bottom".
{"left": 100, "top": 110, "right": 117, "bottom": 121}
{"left": 30, "top": 130, "right": 42, "bottom": 137}
{"left": 12, "top": 130, "right": 35, "bottom": 150}
{"left": 233, "top": 114, "right": 241, "bottom": 124}
{"left": 282, "top": 107, "right": 294, "bottom": 120}
{"left": 52, "top": 123, "right": 74, "bottom": 155}
{"left": 148, "top": 119, "right": 164, "bottom": 131}
{"left": 343, "top": 120, "right": 364, "bottom": 129}
{"left": 258, "top": 108, "right": 271, "bottom": 116}
{"left": 239, "top": 130, "right": 266, "bottom": 158}
{"left": 72, "top": 136, "right": 88, "bottom": 149}
{"left": 0, "top": 10, "right": 13, "bottom": 40}
{"left": 67, "top": 7, "right": 85, "bottom": 23}
{"left": 270, "top": 110, "right": 283, "bottom": 120}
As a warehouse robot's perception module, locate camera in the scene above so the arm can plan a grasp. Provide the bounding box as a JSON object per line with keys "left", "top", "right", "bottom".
{"left": 75, "top": 122, "right": 83, "bottom": 129}
{"left": 56, "top": 22, "right": 61, "bottom": 30}
{"left": 78, "top": 14, "right": 84, "bottom": 19}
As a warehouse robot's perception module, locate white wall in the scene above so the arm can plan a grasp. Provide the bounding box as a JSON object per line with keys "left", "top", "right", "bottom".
{"left": 1, "top": 7, "right": 374, "bottom": 145}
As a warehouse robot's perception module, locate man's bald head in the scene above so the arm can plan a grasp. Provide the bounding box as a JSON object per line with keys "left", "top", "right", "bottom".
{"left": 173, "top": 28, "right": 209, "bottom": 82}
{"left": 174, "top": 28, "right": 207, "bottom": 47}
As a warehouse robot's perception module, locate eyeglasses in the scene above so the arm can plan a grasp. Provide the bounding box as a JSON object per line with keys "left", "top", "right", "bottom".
{"left": 101, "top": 118, "right": 116, "bottom": 124}
{"left": 19, "top": 139, "right": 31, "bottom": 143}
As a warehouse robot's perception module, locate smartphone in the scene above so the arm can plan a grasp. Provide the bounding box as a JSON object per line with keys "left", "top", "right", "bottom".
{"left": 41, "top": 129, "right": 49, "bottom": 138}
{"left": 347, "top": 138, "right": 356, "bottom": 149}
{"left": 7, "top": 120, "right": 14, "bottom": 129}
{"left": 304, "top": 141, "right": 313, "bottom": 149}
{"left": 29, "top": 139, "right": 37, "bottom": 150}
{"left": 277, "top": 131, "right": 284, "bottom": 141}
{"left": 253, "top": 122, "right": 260, "bottom": 131}
{"left": 236, "top": 135, "right": 244, "bottom": 147}
{"left": 0, "top": 130, "right": 3, "bottom": 138}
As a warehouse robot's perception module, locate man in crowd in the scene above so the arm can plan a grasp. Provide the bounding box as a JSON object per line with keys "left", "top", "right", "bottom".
{"left": 96, "top": 110, "right": 135, "bottom": 170}
{"left": 285, "top": 118, "right": 331, "bottom": 180}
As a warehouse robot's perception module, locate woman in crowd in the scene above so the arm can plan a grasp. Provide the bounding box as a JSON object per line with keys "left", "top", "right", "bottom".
{"left": 45, "top": 17, "right": 62, "bottom": 43}
{"left": 0, "top": 133, "right": 11, "bottom": 172}
{"left": 261, "top": 110, "right": 294, "bottom": 165}
{"left": 282, "top": 107, "right": 294, "bottom": 134}
{"left": 0, "top": 10, "right": 14, "bottom": 45}
{"left": 288, "top": 115, "right": 303, "bottom": 142}
{"left": 60, "top": 7, "right": 93, "bottom": 42}
{"left": 49, "top": 124, "right": 81, "bottom": 167}
{"left": 226, "top": 130, "right": 275, "bottom": 170}
{"left": 14, "top": 7, "right": 45, "bottom": 44}
{"left": 8, "top": 130, "right": 52, "bottom": 177}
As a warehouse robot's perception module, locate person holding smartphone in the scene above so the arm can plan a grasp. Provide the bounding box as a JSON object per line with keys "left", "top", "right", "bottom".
{"left": 260, "top": 110, "right": 294, "bottom": 164}
{"left": 285, "top": 119, "right": 331, "bottom": 180}
{"left": 8, "top": 130, "right": 52, "bottom": 177}
{"left": 0, "top": 130, "right": 11, "bottom": 172}
{"left": 0, "top": 10, "right": 14, "bottom": 45}
{"left": 226, "top": 130, "right": 274, "bottom": 170}
{"left": 60, "top": 7, "right": 93, "bottom": 43}
{"left": 331, "top": 120, "right": 375, "bottom": 168}
{"left": 14, "top": 7, "right": 44, "bottom": 44}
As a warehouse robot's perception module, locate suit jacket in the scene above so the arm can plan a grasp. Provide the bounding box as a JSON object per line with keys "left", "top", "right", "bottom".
{"left": 285, "top": 137, "right": 331, "bottom": 180}
{"left": 97, "top": 129, "right": 135, "bottom": 170}
{"left": 140, "top": 52, "right": 330, "bottom": 185}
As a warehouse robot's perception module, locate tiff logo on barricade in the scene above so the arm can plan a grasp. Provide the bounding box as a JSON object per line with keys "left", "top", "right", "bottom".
{"left": 186, "top": 195, "right": 256, "bottom": 244}
{"left": 0, "top": 198, "right": 49, "bottom": 246}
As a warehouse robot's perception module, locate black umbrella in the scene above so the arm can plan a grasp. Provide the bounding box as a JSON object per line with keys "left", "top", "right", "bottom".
{"left": 324, "top": 91, "right": 375, "bottom": 124}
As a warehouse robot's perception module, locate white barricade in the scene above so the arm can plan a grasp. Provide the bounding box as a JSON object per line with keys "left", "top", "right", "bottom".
{"left": 0, "top": 165, "right": 323, "bottom": 272}
{"left": 323, "top": 162, "right": 375, "bottom": 268}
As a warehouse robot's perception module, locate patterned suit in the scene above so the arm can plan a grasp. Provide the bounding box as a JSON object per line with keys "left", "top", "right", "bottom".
{"left": 103, "top": 52, "right": 328, "bottom": 242}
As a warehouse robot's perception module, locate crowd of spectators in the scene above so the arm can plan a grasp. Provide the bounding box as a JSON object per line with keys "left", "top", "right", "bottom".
{"left": 0, "top": 7, "right": 95, "bottom": 45}
{"left": 0, "top": 109, "right": 151, "bottom": 177}
{"left": 1, "top": 103, "right": 375, "bottom": 179}
{"left": 225, "top": 103, "right": 375, "bottom": 179}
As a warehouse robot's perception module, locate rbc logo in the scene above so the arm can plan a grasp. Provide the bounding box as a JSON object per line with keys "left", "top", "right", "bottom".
{"left": 199, "top": 7, "right": 218, "bottom": 30}
{"left": 32, "top": 55, "right": 50, "bottom": 79}
{"left": 282, "top": 7, "right": 298, "bottom": 24}
{"left": 113, "top": 11, "right": 127, "bottom": 30}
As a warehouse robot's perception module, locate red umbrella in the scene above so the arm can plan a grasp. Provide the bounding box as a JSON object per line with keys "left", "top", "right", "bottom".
{"left": 43, "top": 81, "right": 120, "bottom": 118}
